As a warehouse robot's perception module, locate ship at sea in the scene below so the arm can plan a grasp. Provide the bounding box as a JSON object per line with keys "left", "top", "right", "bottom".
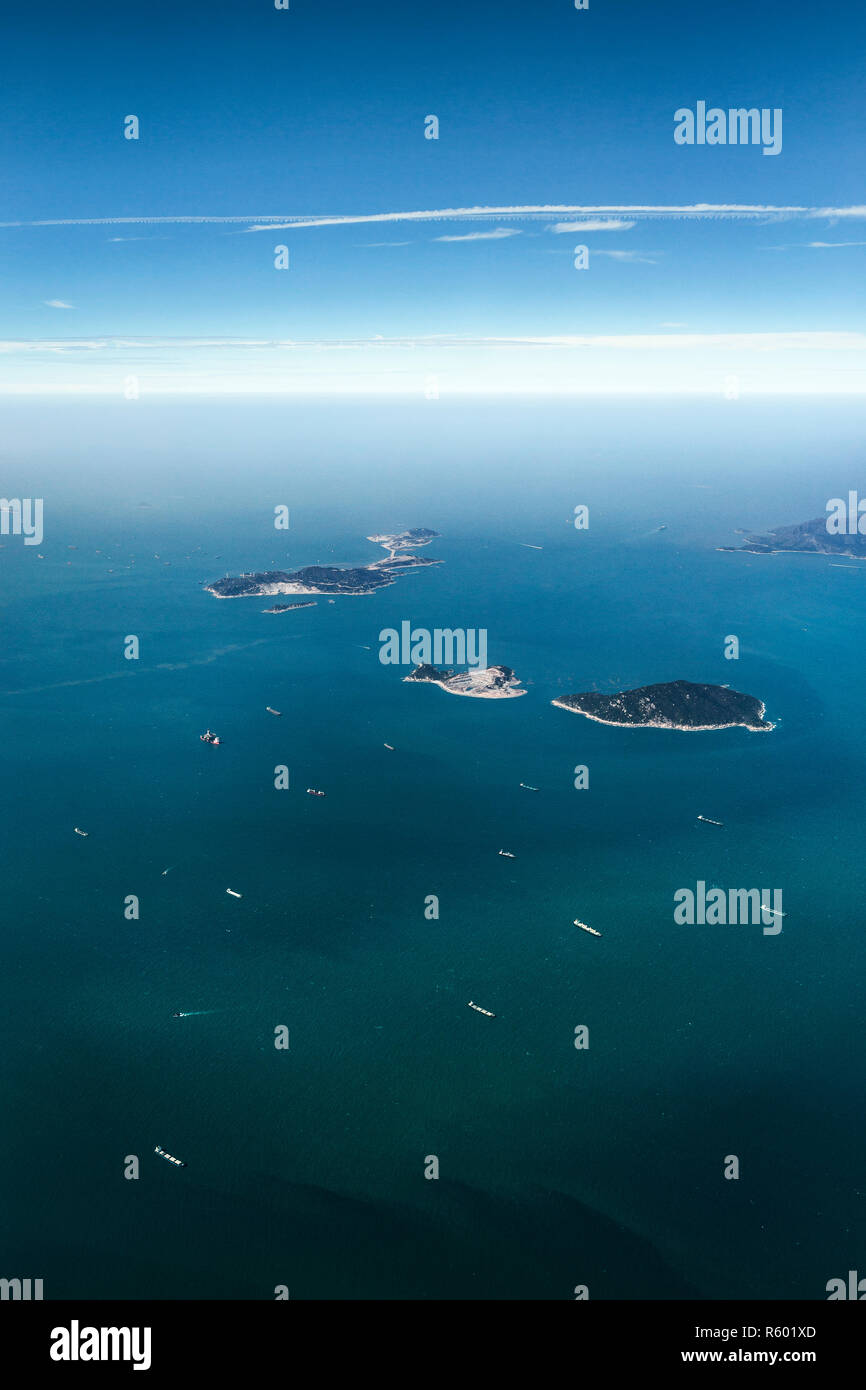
{"left": 467, "top": 1001, "right": 496, "bottom": 1017}
{"left": 200, "top": 730, "right": 220, "bottom": 745}
{"left": 266, "top": 707, "right": 281, "bottom": 716}
{"left": 306, "top": 788, "right": 326, "bottom": 797}
{"left": 226, "top": 888, "right": 242, "bottom": 898}
{"left": 73, "top": 827, "right": 89, "bottom": 837}
{"left": 574, "top": 919, "right": 602, "bottom": 937}
{"left": 498, "top": 849, "right": 516, "bottom": 858}
{"left": 154, "top": 1145, "right": 186, "bottom": 1169}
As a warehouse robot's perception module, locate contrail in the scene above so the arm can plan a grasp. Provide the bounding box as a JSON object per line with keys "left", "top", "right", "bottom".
{"left": 0, "top": 203, "right": 864, "bottom": 232}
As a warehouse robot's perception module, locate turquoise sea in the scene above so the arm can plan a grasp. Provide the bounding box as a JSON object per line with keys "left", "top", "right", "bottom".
{"left": 1, "top": 397, "right": 863, "bottom": 1299}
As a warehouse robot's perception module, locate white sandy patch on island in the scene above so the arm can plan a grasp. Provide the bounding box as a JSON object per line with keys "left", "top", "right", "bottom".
{"left": 406, "top": 665, "right": 527, "bottom": 699}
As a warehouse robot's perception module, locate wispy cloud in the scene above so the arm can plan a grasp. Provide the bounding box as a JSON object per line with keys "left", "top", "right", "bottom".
{"left": 245, "top": 204, "right": 866, "bottom": 233}
{"left": 433, "top": 228, "right": 520, "bottom": 242}
{"left": 549, "top": 220, "right": 636, "bottom": 233}
{"left": 43, "top": 299, "right": 74, "bottom": 309}
{"left": 3, "top": 204, "right": 866, "bottom": 234}
{"left": 3, "top": 330, "right": 864, "bottom": 397}
{"left": 762, "top": 240, "right": 866, "bottom": 251}
{"left": 592, "top": 249, "right": 659, "bottom": 264}
{"left": 2, "top": 331, "right": 863, "bottom": 354}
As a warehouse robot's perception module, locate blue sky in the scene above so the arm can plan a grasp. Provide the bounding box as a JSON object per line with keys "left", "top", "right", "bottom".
{"left": 2, "top": 0, "right": 865, "bottom": 393}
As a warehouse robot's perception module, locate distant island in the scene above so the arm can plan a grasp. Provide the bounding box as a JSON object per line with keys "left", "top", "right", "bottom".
{"left": 404, "top": 663, "right": 526, "bottom": 699}
{"left": 719, "top": 516, "right": 866, "bottom": 559}
{"left": 262, "top": 601, "right": 317, "bottom": 613}
{"left": 206, "top": 529, "right": 440, "bottom": 598}
{"left": 366, "top": 529, "right": 439, "bottom": 555}
{"left": 552, "top": 680, "right": 773, "bottom": 731}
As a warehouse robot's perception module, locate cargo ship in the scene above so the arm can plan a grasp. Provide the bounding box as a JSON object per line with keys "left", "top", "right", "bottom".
{"left": 574, "top": 919, "right": 601, "bottom": 937}
{"left": 154, "top": 1145, "right": 186, "bottom": 1168}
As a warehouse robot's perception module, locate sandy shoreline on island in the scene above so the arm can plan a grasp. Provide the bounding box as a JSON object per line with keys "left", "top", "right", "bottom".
{"left": 550, "top": 698, "right": 774, "bottom": 731}
{"left": 718, "top": 546, "right": 866, "bottom": 560}
{"left": 206, "top": 582, "right": 385, "bottom": 598}
{"left": 417, "top": 681, "right": 527, "bottom": 699}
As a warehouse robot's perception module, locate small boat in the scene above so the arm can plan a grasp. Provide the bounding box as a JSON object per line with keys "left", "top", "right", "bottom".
{"left": 154, "top": 1145, "right": 187, "bottom": 1169}
{"left": 226, "top": 888, "right": 242, "bottom": 898}
{"left": 383, "top": 743, "right": 395, "bottom": 750}
{"left": 266, "top": 707, "right": 282, "bottom": 716}
{"left": 200, "top": 730, "right": 221, "bottom": 745}
{"left": 467, "top": 1001, "right": 496, "bottom": 1017}
{"left": 73, "top": 827, "right": 89, "bottom": 837}
{"left": 697, "top": 815, "right": 724, "bottom": 827}
{"left": 306, "top": 788, "right": 326, "bottom": 797}
{"left": 498, "top": 849, "right": 516, "bottom": 858}
{"left": 519, "top": 783, "right": 539, "bottom": 792}
{"left": 574, "top": 919, "right": 602, "bottom": 937}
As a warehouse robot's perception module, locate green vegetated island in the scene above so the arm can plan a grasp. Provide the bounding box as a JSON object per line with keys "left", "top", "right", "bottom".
{"left": 206, "top": 528, "right": 440, "bottom": 598}
{"left": 205, "top": 528, "right": 773, "bottom": 727}
{"left": 719, "top": 515, "right": 866, "bottom": 558}
{"left": 552, "top": 680, "right": 774, "bottom": 731}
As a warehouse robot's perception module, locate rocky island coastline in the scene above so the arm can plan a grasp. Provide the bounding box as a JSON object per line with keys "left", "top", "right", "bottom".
{"left": 206, "top": 528, "right": 440, "bottom": 598}
{"left": 552, "top": 680, "right": 773, "bottom": 731}
{"left": 719, "top": 515, "right": 866, "bottom": 559}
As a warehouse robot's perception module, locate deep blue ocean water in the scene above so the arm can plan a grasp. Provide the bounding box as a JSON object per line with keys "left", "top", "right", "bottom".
{"left": 1, "top": 397, "right": 863, "bottom": 1298}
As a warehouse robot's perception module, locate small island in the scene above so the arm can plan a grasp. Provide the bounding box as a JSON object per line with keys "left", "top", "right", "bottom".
{"left": 206, "top": 529, "right": 441, "bottom": 598}
{"left": 366, "top": 528, "right": 439, "bottom": 555}
{"left": 262, "top": 601, "right": 318, "bottom": 613}
{"left": 719, "top": 516, "right": 866, "bottom": 559}
{"left": 404, "top": 664, "right": 527, "bottom": 699}
{"left": 552, "top": 680, "right": 773, "bottom": 731}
